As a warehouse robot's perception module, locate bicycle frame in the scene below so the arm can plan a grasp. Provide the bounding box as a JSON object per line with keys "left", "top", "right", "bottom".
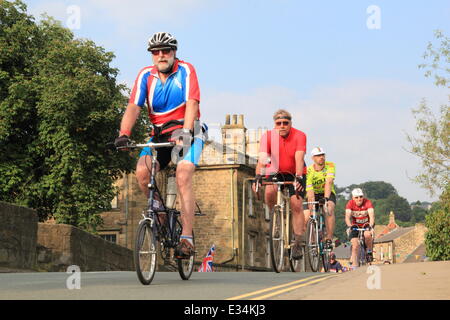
{"left": 353, "top": 227, "right": 372, "bottom": 266}
{"left": 274, "top": 182, "right": 293, "bottom": 252}
{"left": 141, "top": 142, "right": 173, "bottom": 219}
{"left": 120, "top": 140, "right": 197, "bottom": 284}
{"left": 305, "top": 201, "right": 326, "bottom": 249}
{"left": 261, "top": 179, "right": 296, "bottom": 249}
{"left": 304, "top": 199, "right": 332, "bottom": 272}
{"left": 259, "top": 175, "right": 305, "bottom": 273}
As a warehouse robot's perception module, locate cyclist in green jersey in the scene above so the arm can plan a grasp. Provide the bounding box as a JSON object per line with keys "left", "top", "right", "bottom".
{"left": 304, "top": 147, "right": 336, "bottom": 249}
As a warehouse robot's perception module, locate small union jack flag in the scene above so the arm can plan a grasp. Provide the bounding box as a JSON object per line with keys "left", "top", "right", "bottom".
{"left": 198, "top": 244, "right": 215, "bottom": 272}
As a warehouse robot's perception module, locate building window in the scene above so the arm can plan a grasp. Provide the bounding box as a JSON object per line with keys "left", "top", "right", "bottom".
{"left": 264, "top": 203, "right": 270, "bottom": 221}
{"left": 248, "top": 234, "right": 256, "bottom": 266}
{"left": 248, "top": 183, "right": 255, "bottom": 217}
{"left": 111, "top": 194, "right": 118, "bottom": 209}
{"left": 380, "top": 246, "right": 384, "bottom": 261}
{"left": 100, "top": 234, "right": 117, "bottom": 244}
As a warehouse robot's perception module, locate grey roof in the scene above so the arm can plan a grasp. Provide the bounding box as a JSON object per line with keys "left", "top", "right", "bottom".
{"left": 333, "top": 244, "right": 352, "bottom": 259}
{"left": 374, "top": 227, "right": 415, "bottom": 243}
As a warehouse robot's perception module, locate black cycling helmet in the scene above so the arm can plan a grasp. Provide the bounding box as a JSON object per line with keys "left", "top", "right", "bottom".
{"left": 147, "top": 32, "right": 178, "bottom": 51}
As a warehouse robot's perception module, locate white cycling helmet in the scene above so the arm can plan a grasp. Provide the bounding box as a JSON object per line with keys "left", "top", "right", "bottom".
{"left": 311, "top": 147, "right": 325, "bottom": 156}
{"left": 147, "top": 32, "right": 178, "bottom": 51}
{"left": 351, "top": 188, "right": 364, "bottom": 197}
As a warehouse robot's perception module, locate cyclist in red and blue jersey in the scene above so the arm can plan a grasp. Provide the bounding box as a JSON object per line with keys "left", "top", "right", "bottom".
{"left": 252, "top": 109, "right": 308, "bottom": 260}
{"left": 115, "top": 32, "right": 206, "bottom": 259}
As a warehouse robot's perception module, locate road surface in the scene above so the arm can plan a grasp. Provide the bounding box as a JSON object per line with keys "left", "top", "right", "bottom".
{"left": 0, "top": 270, "right": 335, "bottom": 300}
{"left": 1, "top": 261, "right": 448, "bottom": 300}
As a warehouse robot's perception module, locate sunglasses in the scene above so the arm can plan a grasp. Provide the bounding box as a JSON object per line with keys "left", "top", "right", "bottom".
{"left": 354, "top": 196, "right": 363, "bottom": 199}
{"left": 275, "top": 121, "right": 290, "bottom": 126}
{"left": 150, "top": 48, "right": 172, "bottom": 55}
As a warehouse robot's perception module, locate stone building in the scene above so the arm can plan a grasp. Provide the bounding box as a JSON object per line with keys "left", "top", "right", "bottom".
{"left": 373, "top": 212, "right": 427, "bottom": 264}
{"left": 98, "top": 115, "right": 275, "bottom": 270}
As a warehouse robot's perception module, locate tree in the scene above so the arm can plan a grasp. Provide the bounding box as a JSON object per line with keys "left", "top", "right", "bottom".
{"left": 425, "top": 188, "right": 450, "bottom": 261}
{"left": 407, "top": 30, "right": 449, "bottom": 261}
{"left": 406, "top": 30, "right": 449, "bottom": 198}
{"left": 373, "top": 194, "right": 412, "bottom": 222}
{"left": 0, "top": 1, "right": 148, "bottom": 231}
{"left": 333, "top": 196, "right": 348, "bottom": 244}
{"left": 411, "top": 206, "right": 428, "bottom": 222}
{"left": 346, "top": 181, "right": 397, "bottom": 200}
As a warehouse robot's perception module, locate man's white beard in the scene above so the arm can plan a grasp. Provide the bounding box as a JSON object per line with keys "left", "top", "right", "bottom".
{"left": 158, "top": 56, "right": 175, "bottom": 74}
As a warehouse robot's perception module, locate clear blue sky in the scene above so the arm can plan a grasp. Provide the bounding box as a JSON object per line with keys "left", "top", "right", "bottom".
{"left": 25, "top": 0, "right": 450, "bottom": 203}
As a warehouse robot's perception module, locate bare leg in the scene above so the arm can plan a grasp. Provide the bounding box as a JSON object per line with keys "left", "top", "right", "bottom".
{"left": 290, "top": 195, "right": 305, "bottom": 236}
{"left": 264, "top": 185, "right": 277, "bottom": 211}
{"left": 303, "top": 209, "right": 311, "bottom": 234}
{"left": 136, "top": 155, "right": 160, "bottom": 198}
{"left": 351, "top": 238, "right": 359, "bottom": 266}
{"left": 365, "top": 231, "right": 373, "bottom": 251}
{"left": 176, "top": 160, "right": 195, "bottom": 237}
{"left": 325, "top": 201, "right": 335, "bottom": 240}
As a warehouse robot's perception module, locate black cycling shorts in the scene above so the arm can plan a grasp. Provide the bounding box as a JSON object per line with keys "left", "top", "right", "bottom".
{"left": 267, "top": 173, "right": 306, "bottom": 198}
{"left": 314, "top": 192, "right": 337, "bottom": 204}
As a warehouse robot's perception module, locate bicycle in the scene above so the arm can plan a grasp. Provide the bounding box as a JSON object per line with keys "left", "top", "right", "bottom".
{"left": 304, "top": 198, "right": 332, "bottom": 272}
{"left": 351, "top": 226, "right": 373, "bottom": 267}
{"left": 256, "top": 174, "right": 305, "bottom": 273}
{"left": 117, "top": 140, "right": 196, "bottom": 285}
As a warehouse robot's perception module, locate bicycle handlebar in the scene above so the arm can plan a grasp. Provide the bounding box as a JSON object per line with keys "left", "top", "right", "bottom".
{"left": 116, "top": 141, "right": 175, "bottom": 150}
{"left": 254, "top": 177, "right": 299, "bottom": 200}
{"left": 351, "top": 227, "right": 372, "bottom": 231}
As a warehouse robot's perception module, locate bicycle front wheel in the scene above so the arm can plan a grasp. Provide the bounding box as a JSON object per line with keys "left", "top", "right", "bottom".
{"left": 176, "top": 218, "right": 195, "bottom": 280}
{"left": 306, "top": 219, "right": 320, "bottom": 272}
{"left": 134, "top": 220, "right": 157, "bottom": 285}
{"left": 269, "top": 206, "right": 285, "bottom": 273}
{"left": 358, "top": 241, "right": 367, "bottom": 267}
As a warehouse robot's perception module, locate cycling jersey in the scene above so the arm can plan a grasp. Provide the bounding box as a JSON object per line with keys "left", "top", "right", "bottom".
{"left": 346, "top": 198, "right": 374, "bottom": 227}
{"left": 129, "top": 59, "right": 200, "bottom": 126}
{"left": 305, "top": 162, "right": 336, "bottom": 194}
{"left": 258, "top": 128, "right": 307, "bottom": 175}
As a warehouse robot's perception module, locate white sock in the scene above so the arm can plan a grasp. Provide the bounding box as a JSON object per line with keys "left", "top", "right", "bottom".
{"left": 180, "top": 235, "right": 193, "bottom": 246}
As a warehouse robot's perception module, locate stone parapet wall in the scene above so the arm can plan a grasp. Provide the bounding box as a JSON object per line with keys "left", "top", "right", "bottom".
{"left": 37, "top": 223, "right": 134, "bottom": 272}
{"left": 0, "top": 202, "right": 38, "bottom": 270}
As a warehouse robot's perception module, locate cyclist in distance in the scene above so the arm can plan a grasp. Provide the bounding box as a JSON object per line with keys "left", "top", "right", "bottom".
{"left": 252, "top": 109, "right": 308, "bottom": 259}
{"left": 345, "top": 188, "right": 375, "bottom": 267}
{"left": 304, "top": 147, "right": 337, "bottom": 250}
{"left": 114, "top": 32, "right": 205, "bottom": 259}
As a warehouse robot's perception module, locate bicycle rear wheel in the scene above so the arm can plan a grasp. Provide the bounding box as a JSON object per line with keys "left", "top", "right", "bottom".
{"left": 176, "top": 218, "right": 195, "bottom": 280}
{"left": 269, "top": 206, "right": 285, "bottom": 273}
{"left": 289, "top": 246, "right": 305, "bottom": 272}
{"left": 134, "top": 220, "right": 157, "bottom": 285}
{"left": 306, "top": 219, "right": 320, "bottom": 272}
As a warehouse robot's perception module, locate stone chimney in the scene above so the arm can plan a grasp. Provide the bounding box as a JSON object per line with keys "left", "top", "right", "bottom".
{"left": 221, "top": 114, "right": 247, "bottom": 164}
{"left": 225, "top": 114, "right": 231, "bottom": 125}
{"left": 389, "top": 211, "right": 396, "bottom": 225}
